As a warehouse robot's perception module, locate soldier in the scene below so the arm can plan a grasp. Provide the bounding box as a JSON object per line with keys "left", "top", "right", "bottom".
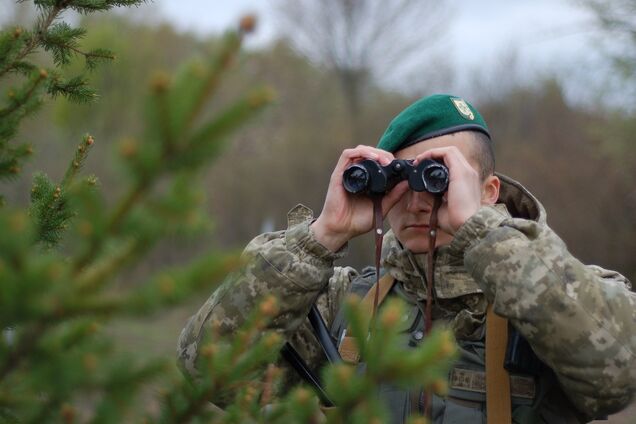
{"left": 178, "top": 94, "right": 635, "bottom": 423}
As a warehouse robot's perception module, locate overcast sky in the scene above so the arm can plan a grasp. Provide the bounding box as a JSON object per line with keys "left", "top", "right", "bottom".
{"left": 155, "top": 1, "right": 597, "bottom": 69}
{"left": 0, "top": 0, "right": 611, "bottom": 102}
{"left": 149, "top": 0, "right": 606, "bottom": 100}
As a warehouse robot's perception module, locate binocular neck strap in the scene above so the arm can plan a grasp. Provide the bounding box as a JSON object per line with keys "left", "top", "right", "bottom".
{"left": 426, "top": 195, "right": 442, "bottom": 334}
{"left": 422, "top": 194, "right": 443, "bottom": 418}
{"left": 369, "top": 194, "right": 442, "bottom": 419}
{"left": 371, "top": 196, "right": 384, "bottom": 328}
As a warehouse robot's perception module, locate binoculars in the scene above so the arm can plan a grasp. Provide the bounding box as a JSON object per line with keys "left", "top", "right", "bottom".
{"left": 343, "top": 159, "right": 449, "bottom": 195}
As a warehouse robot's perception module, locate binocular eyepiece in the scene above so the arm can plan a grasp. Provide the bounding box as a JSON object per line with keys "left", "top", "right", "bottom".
{"left": 343, "top": 159, "right": 449, "bottom": 195}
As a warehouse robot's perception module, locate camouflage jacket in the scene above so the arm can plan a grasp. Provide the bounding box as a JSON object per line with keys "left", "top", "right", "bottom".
{"left": 178, "top": 174, "right": 635, "bottom": 422}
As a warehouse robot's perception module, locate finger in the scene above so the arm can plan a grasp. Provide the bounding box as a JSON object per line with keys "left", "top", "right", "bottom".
{"left": 342, "top": 145, "right": 394, "bottom": 166}
{"left": 413, "top": 146, "right": 475, "bottom": 178}
{"left": 413, "top": 146, "right": 465, "bottom": 166}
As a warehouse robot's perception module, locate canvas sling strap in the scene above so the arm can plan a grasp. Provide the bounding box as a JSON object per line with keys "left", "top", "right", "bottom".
{"left": 338, "top": 272, "right": 396, "bottom": 363}
{"left": 486, "top": 304, "right": 512, "bottom": 424}
{"left": 338, "top": 196, "right": 395, "bottom": 363}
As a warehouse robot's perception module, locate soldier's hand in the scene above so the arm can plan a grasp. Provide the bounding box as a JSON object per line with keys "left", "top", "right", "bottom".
{"left": 311, "top": 145, "right": 409, "bottom": 252}
{"left": 413, "top": 146, "right": 483, "bottom": 235}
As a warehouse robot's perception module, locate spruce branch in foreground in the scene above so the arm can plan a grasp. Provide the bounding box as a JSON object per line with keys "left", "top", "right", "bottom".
{"left": 29, "top": 134, "right": 95, "bottom": 247}
{"left": 1, "top": 13, "right": 279, "bottom": 423}
{"left": 0, "top": 0, "right": 146, "bottom": 186}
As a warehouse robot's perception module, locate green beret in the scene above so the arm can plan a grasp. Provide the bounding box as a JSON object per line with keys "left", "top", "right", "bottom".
{"left": 377, "top": 94, "right": 490, "bottom": 153}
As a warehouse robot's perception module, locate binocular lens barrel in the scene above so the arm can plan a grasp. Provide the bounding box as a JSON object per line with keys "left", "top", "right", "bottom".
{"left": 342, "top": 164, "right": 370, "bottom": 194}
{"left": 421, "top": 163, "right": 449, "bottom": 194}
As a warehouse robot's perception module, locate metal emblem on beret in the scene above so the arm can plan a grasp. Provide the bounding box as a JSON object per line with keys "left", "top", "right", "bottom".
{"left": 451, "top": 98, "right": 475, "bottom": 120}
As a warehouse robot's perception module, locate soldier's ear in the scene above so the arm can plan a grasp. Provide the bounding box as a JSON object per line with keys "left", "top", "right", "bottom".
{"left": 481, "top": 175, "right": 500, "bottom": 205}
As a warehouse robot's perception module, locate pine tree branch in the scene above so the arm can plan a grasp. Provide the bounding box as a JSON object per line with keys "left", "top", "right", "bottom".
{"left": 72, "top": 178, "right": 149, "bottom": 273}
{"left": 151, "top": 73, "right": 176, "bottom": 148}
{"left": 0, "top": 3, "right": 63, "bottom": 78}
{"left": 74, "top": 238, "right": 142, "bottom": 293}
{"left": 29, "top": 135, "right": 95, "bottom": 246}
{"left": 182, "top": 32, "right": 242, "bottom": 134}
{"left": 0, "top": 69, "right": 48, "bottom": 119}
{"left": 61, "top": 134, "right": 94, "bottom": 187}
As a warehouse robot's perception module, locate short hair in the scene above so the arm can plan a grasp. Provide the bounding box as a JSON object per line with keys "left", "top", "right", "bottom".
{"left": 470, "top": 131, "right": 495, "bottom": 180}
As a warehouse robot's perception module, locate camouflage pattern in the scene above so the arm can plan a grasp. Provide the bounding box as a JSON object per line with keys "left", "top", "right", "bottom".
{"left": 178, "top": 174, "right": 636, "bottom": 421}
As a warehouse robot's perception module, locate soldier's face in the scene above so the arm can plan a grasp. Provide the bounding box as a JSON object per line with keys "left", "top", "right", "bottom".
{"left": 386, "top": 132, "right": 486, "bottom": 253}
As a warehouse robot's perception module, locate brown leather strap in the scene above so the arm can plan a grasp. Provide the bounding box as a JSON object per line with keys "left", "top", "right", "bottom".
{"left": 425, "top": 195, "right": 442, "bottom": 334}
{"left": 421, "top": 194, "right": 443, "bottom": 418}
{"left": 371, "top": 196, "right": 384, "bottom": 327}
{"left": 486, "top": 304, "right": 512, "bottom": 424}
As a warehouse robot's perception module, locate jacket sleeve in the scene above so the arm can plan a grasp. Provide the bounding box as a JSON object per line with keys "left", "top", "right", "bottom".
{"left": 177, "top": 205, "right": 357, "bottom": 381}
{"left": 449, "top": 205, "right": 636, "bottom": 419}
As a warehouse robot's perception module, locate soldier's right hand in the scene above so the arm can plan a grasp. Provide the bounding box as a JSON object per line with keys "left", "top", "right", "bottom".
{"left": 310, "top": 145, "right": 409, "bottom": 252}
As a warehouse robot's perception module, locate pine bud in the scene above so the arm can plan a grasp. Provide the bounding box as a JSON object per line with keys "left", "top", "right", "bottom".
{"left": 430, "top": 378, "right": 449, "bottom": 396}
{"left": 26, "top": 145, "right": 33, "bottom": 154}
{"left": 263, "top": 332, "right": 282, "bottom": 349}
{"left": 83, "top": 353, "right": 98, "bottom": 371}
{"left": 78, "top": 220, "right": 93, "bottom": 236}
{"left": 258, "top": 295, "right": 279, "bottom": 317}
{"left": 13, "top": 27, "right": 22, "bottom": 38}
{"left": 86, "top": 135, "right": 94, "bottom": 145}
{"left": 248, "top": 86, "right": 276, "bottom": 108}
{"left": 201, "top": 343, "right": 218, "bottom": 358}
{"left": 380, "top": 302, "right": 401, "bottom": 327}
{"left": 9, "top": 212, "right": 26, "bottom": 232}
{"left": 72, "top": 160, "right": 79, "bottom": 168}
{"left": 293, "top": 388, "right": 312, "bottom": 405}
{"left": 159, "top": 275, "right": 175, "bottom": 295}
{"left": 60, "top": 403, "right": 75, "bottom": 424}
{"left": 88, "top": 322, "right": 100, "bottom": 334}
{"left": 335, "top": 364, "right": 353, "bottom": 385}
{"left": 118, "top": 137, "right": 138, "bottom": 158}
{"left": 239, "top": 14, "right": 257, "bottom": 34}
{"left": 243, "top": 385, "right": 258, "bottom": 404}
{"left": 39, "top": 68, "right": 48, "bottom": 79}
{"left": 47, "top": 263, "right": 63, "bottom": 280}
{"left": 437, "top": 330, "right": 456, "bottom": 358}
{"left": 151, "top": 72, "right": 170, "bottom": 93}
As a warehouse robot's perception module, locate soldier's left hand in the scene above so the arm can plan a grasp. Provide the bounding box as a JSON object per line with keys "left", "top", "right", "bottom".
{"left": 412, "top": 146, "right": 483, "bottom": 235}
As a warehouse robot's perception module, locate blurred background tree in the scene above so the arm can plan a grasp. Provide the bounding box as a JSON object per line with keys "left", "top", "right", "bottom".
{"left": 275, "top": 0, "right": 450, "bottom": 140}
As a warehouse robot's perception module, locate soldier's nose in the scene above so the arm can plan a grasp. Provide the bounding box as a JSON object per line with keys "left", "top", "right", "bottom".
{"left": 406, "top": 190, "right": 433, "bottom": 213}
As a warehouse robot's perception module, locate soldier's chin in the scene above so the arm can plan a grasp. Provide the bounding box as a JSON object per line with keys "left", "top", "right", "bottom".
{"left": 400, "top": 238, "right": 430, "bottom": 254}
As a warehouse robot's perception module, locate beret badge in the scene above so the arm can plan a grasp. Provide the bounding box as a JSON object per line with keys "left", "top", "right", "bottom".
{"left": 451, "top": 97, "right": 475, "bottom": 120}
